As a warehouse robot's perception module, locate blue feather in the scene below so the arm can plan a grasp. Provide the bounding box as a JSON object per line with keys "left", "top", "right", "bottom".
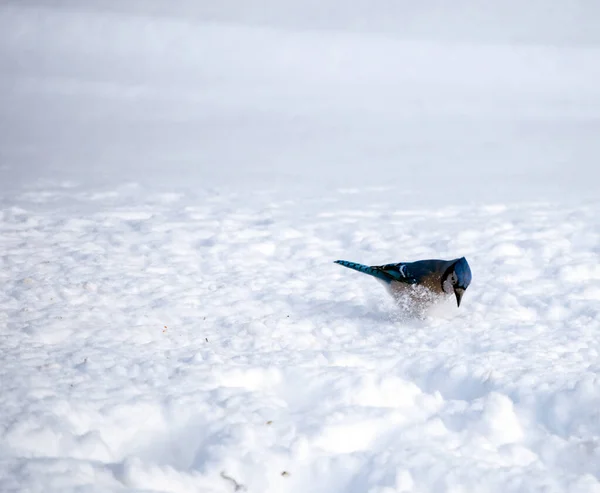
{"left": 335, "top": 258, "right": 463, "bottom": 286}
{"left": 333, "top": 260, "right": 395, "bottom": 283}
{"left": 453, "top": 257, "right": 472, "bottom": 289}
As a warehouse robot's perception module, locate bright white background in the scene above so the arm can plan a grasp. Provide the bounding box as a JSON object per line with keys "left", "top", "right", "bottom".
{"left": 1, "top": 2, "right": 600, "bottom": 492}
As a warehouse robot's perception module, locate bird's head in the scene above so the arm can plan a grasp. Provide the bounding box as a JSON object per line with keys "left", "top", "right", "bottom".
{"left": 442, "top": 257, "right": 472, "bottom": 307}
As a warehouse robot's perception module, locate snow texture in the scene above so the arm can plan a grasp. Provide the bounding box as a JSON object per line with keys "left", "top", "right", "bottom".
{"left": 1, "top": 2, "right": 600, "bottom": 493}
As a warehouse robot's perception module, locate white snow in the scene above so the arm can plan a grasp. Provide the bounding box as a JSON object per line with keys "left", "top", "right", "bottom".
{"left": 1, "top": 1, "right": 600, "bottom": 492}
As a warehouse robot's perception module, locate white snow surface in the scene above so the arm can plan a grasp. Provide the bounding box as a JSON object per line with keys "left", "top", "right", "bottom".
{"left": 1, "top": 2, "right": 600, "bottom": 493}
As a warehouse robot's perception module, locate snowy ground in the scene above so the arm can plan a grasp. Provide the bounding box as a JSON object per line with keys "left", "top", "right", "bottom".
{"left": 1, "top": 2, "right": 600, "bottom": 493}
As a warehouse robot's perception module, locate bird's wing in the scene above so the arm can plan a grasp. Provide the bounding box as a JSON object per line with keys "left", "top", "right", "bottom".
{"left": 375, "top": 259, "right": 452, "bottom": 285}
{"left": 374, "top": 263, "right": 418, "bottom": 284}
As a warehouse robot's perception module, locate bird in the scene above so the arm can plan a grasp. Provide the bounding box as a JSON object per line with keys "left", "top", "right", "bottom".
{"left": 334, "top": 257, "right": 472, "bottom": 312}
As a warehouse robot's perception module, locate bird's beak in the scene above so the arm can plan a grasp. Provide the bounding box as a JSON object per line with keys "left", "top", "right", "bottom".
{"left": 454, "top": 288, "right": 465, "bottom": 307}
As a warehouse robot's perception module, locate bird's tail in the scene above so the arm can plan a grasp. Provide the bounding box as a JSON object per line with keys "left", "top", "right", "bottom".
{"left": 334, "top": 260, "right": 392, "bottom": 283}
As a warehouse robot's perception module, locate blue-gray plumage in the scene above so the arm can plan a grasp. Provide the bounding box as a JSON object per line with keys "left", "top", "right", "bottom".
{"left": 334, "top": 257, "right": 472, "bottom": 308}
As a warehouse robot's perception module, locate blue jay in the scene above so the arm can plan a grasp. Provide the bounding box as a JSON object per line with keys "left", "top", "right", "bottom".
{"left": 334, "top": 257, "right": 472, "bottom": 308}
